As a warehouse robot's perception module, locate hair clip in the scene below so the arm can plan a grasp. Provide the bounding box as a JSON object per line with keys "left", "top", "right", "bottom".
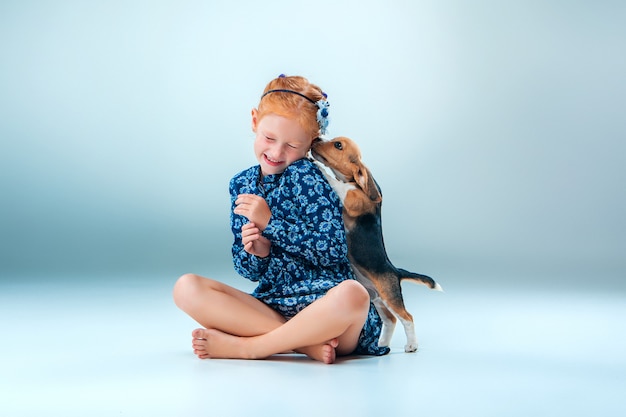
{"left": 315, "top": 99, "right": 330, "bottom": 136}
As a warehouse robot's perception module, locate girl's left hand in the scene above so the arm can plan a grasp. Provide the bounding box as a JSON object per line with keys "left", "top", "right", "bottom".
{"left": 234, "top": 194, "right": 271, "bottom": 230}
{"left": 241, "top": 222, "right": 270, "bottom": 257}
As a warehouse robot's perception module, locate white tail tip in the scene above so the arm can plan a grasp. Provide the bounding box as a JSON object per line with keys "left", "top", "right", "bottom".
{"left": 433, "top": 283, "right": 444, "bottom": 292}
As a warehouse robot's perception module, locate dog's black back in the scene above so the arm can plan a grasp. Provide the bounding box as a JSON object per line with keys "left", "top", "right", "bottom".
{"left": 345, "top": 182, "right": 437, "bottom": 289}
{"left": 346, "top": 204, "right": 393, "bottom": 274}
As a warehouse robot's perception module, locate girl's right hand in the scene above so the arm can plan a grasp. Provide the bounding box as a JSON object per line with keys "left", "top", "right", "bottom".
{"left": 234, "top": 194, "right": 271, "bottom": 231}
{"left": 241, "top": 222, "right": 271, "bottom": 258}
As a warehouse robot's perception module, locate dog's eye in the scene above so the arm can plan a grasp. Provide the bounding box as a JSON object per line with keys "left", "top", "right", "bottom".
{"left": 334, "top": 142, "right": 343, "bottom": 150}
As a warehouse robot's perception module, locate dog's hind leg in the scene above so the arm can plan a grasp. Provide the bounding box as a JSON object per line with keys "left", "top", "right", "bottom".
{"left": 372, "top": 296, "right": 396, "bottom": 347}
{"left": 386, "top": 304, "right": 418, "bottom": 353}
{"left": 351, "top": 267, "right": 397, "bottom": 348}
{"left": 396, "top": 314, "right": 418, "bottom": 353}
{"left": 376, "top": 276, "right": 418, "bottom": 353}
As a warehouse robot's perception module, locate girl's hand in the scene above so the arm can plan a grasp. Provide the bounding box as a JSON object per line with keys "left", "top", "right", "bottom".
{"left": 241, "top": 223, "right": 270, "bottom": 258}
{"left": 234, "top": 194, "right": 271, "bottom": 230}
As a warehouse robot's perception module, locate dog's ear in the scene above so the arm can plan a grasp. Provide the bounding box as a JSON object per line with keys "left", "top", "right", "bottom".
{"left": 353, "top": 162, "right": 382, "bottom": 203}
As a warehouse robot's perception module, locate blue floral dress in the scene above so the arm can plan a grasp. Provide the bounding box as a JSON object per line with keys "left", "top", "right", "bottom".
{"left": 229, "top": 158, "right": 390, "bottom": 356}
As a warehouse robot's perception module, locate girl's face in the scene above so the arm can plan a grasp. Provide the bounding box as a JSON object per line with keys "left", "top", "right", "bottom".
{"left": 252, "top": 110, "right": 313, "bottom": 176}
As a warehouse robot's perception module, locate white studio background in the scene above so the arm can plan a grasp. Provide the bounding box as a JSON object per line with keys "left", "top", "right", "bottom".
{"left": 1, "top": 0, "right": 624, "bottom": 289}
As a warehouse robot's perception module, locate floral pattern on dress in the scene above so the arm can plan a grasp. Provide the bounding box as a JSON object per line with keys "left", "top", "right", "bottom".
{"left": 229, "top": 158, "right": 389, "bottom": 356}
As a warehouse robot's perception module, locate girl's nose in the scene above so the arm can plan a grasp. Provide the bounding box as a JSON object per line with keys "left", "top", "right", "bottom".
{"left": 267, "top": 143, "right": 284, "bottom": 159}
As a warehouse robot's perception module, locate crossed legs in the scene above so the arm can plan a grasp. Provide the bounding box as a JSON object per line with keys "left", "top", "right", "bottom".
{"left": 172, "top": 274, "right": 370, "bottom": 364}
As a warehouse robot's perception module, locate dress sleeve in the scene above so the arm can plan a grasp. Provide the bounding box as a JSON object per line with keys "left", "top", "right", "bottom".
{"left": 229, "top": 174, "right": 269, "bottom": 282}
{"left": 262, "top": 161, "right": 348, "bottom": 268}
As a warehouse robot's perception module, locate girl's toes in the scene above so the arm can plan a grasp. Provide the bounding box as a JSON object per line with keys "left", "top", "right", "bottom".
{"left": 192, "top": 328, "right": 209, "bottom": 339}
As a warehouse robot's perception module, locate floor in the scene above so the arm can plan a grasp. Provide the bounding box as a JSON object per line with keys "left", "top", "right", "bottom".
{"left": 1, "top": 271, "right": 625, "bottom": 417}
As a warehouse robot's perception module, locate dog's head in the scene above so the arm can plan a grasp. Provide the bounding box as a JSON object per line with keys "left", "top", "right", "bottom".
{"left": 311, "top": 136, "right": 381, "bottom": 203}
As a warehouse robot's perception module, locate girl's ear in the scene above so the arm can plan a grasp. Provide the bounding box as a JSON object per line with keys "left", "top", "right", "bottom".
{"left": 251, "top": 108, "right": 259, "bottom": 132}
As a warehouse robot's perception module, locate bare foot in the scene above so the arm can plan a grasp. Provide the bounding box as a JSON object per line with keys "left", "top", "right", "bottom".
{"left": 192, "top": 328, "right": 252, "bottom": 360}
{"left": 296, "top": 339, "right": 339, "bottom": 364}
{"left": 191, "top": 329, "right": 338, "bottom": 364}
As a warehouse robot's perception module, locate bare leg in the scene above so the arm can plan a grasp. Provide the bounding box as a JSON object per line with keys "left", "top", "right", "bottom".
{"left": 190, "top": 279, "right": 370, "bottom": 364}
{"left": 173, "top": 273, "right": 286, "bottom": 336}
{"left": 173, "top": 273, "right": 340, "bottom": 361}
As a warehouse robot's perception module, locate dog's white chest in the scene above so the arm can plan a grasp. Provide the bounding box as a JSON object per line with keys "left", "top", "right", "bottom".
{"left": 329, "top": 180, "right": 356, "bottom": 204}
{"left": 313, "top": 160, "right": 356, "bottom": 204}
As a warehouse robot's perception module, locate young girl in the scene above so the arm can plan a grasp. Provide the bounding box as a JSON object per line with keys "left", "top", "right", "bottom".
{"left": 173, "top": 74, "right": 390, "bottom": 364}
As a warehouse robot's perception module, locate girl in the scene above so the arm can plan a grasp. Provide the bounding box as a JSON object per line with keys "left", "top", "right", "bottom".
{"left": 173, "top": 74, "right": 389, "bottom": 364}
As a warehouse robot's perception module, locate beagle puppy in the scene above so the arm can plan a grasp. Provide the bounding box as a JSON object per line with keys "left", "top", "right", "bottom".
{"left": 311, "top": 136, "right": 442, "bottom": 353}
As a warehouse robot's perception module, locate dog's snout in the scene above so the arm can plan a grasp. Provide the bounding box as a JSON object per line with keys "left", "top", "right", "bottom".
{"left": 311, "top": 137, "right": 323, "bottom": 151}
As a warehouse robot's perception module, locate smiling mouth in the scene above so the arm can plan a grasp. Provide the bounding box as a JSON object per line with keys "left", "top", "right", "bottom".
{"left": 264, "top": 154, "right": 284, "bottom": 166}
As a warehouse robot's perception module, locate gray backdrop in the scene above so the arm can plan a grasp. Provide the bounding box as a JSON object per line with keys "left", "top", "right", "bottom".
{"left": 1, "top": 0, "right": 624, "bottom": 290}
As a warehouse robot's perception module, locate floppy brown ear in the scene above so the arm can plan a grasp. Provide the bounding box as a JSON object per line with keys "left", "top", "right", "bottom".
{"left": 353, "top": 163, "right": 382, "bottom": 203}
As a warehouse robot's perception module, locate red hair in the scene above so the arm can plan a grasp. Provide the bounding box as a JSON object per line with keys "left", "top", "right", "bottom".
{"left": 257, "top": 75, "right": 326, "bottom": 140}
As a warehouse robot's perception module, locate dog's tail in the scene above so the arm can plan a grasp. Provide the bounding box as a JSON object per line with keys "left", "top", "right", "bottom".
{"left": 397, "top": 268, "right": 443, "bottom": 292}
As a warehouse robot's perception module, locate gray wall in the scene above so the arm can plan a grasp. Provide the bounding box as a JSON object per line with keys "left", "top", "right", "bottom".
{"left": 1, "top": 1, "right": 624, "bottom": 290}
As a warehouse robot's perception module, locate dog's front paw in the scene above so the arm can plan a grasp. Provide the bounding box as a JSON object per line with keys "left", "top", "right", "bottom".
{"left": 404, "top": 343, "right": 418, "bottom": 353}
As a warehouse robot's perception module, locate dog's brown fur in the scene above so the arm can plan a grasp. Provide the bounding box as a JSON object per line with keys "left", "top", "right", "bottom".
{"left": 311, "top": 136, "right": 441, "bottom": 352}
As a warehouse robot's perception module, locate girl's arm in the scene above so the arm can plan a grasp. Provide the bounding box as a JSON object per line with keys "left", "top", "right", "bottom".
{"left": 230, "top": 177, "right": 269, "bottom": 282}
